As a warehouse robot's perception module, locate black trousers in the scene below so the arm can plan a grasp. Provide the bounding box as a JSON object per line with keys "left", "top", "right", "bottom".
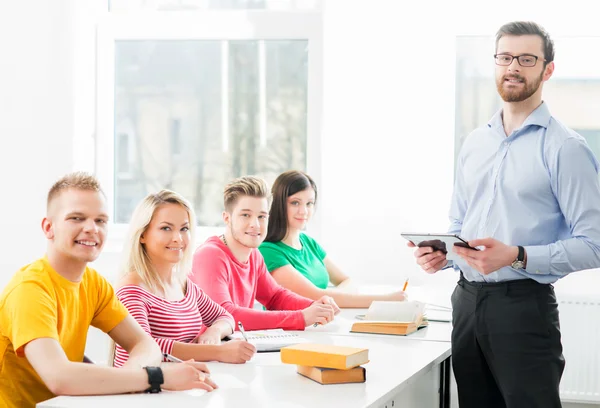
{"left": 451, "top": 274, "right": 565, "bottom": 408}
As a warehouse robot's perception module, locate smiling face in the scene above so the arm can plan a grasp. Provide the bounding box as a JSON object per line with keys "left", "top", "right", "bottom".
{"left": 495, "top": 34, "right": 553, "bottom": 103}
{"left": 286, "top": 187, "right": 315, "bottom": 231}
{"left": 140, "top": 203, "right": 191, "bottom": 267}
{"left": 224, "top": 195, "right": 269, "bottom": 249}
{"left": 43, "top": 189, "right": 108, "bottom": 265}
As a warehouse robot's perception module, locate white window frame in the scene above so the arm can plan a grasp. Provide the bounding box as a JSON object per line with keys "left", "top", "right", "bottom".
{"left": 87, "top": 10, "right": 323, "bottom": 251}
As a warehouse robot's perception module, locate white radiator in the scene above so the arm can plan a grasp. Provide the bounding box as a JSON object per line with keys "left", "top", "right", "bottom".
{"left": 559, "top": 297, "right": 600, "bottom": 403}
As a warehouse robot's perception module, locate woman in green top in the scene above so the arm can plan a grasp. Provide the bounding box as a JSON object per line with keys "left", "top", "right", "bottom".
{"left": 259, "top": 170, "right": 406, "bottom": 308}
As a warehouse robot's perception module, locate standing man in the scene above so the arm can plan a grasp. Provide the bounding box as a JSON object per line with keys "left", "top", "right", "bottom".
{"left": 411, "top": 21, "right": 600, "bottom": 408}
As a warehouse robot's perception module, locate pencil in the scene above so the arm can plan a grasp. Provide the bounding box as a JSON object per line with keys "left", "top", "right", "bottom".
{"left": 163, "top": 353, "right": 183, "bottom": 363}
{"left": 402, "top": 278, "right": 409, "bottom": 292}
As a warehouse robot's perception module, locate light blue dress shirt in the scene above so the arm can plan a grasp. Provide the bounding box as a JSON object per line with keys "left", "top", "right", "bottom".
{"left": 449, "top": 102, "right": 600, "bottom": 283}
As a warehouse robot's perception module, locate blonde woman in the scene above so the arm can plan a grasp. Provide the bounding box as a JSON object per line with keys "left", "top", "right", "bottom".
{"left": 114, "top": 190, "right": 256, "bottom": 367}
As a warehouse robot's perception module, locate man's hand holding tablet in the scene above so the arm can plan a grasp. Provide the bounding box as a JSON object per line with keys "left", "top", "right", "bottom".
{"left": 402, "top": 233, "right": 479, "bottom": 274}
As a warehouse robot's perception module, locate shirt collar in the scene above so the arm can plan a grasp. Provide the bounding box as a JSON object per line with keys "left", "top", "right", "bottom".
{"left": 488, "top": 101, "right": 552, "bottom": 135}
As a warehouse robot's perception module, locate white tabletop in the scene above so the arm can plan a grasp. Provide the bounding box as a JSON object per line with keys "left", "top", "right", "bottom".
{"left": 38, "top": 333, "right": 451, "bottom": 408}
{"left": 304, "top": 308, "right": 453, "bottom": 343}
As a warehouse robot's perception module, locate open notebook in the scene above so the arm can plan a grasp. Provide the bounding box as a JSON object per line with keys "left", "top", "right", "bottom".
{"left": 351, "top": 301, "right": 429, "bottom": 336}
{"left": 226, "top": 329, "right": 309, "bottom": 352}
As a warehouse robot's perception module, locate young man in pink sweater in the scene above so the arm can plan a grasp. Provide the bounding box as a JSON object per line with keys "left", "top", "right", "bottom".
{"left": 191, "top": 176, "right": 339, "bottom": 331}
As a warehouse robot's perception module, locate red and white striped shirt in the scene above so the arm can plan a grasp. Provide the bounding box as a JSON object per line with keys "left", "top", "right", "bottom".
{"left": 113, "top": 279, "right": 234, "bottom": 367}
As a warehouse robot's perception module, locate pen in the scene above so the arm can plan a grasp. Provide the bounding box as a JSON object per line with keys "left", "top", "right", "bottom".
{"left": 163, "top": 352, "right": 211, "bottom": 377}
{"left": 163, "top": 353, "right": 183, "bottom": 363}
{"left": 402, "top": 278, "right": 409, "bottom": 292}
{"left": 237, "top": 321, "right": 249, "bottom": 342}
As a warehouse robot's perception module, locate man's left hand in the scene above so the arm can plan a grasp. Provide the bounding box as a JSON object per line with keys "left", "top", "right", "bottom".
{"left": 453, "top": 238, "right": 518, "bottom": 275}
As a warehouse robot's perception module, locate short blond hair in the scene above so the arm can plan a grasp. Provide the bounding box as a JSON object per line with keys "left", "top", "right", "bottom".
{"left": 47, "top": 172, "right": 104, "bottom": 210}
{"left": 224, "top": 176, "right": 270, "bottom": 212}
{"left": 120, "top": 190, "right": 197, "bottom": 294}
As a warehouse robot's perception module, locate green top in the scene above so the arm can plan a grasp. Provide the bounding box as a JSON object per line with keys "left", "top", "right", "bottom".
{"left": 259, "top": 233, "right": 329, "bottom": 289}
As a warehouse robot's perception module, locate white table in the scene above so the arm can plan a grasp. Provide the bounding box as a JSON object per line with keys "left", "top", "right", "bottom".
{"left": 38, "top": 332, "right": 451, "bottom": 408}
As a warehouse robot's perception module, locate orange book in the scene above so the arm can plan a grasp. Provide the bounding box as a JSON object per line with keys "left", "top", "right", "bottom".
{"left": 350, "top": 320, "right": 426, "bottom": 336}
{"left": 280, "top": 343, "right": 369, "bottom": 370}
{"left": 297, "top": 365, "right": 366, "bottom": 384}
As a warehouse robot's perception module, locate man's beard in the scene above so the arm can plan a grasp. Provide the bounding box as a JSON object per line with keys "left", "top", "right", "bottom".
{"left": 496, "top": 71, "right": 543, "bottom": 102}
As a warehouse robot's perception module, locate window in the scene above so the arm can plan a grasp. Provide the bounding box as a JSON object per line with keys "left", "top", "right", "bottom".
{"left": 170, "top": 118, "right": 181, "bottom": 156}
{"left": 455, "top": 36, "right": 600, "bottom": 168}
{"left": 95, "top": 10, "right": 322, "bottom": 228}
{"left": 116, "top": 133, "right": 130, "bottom": 173}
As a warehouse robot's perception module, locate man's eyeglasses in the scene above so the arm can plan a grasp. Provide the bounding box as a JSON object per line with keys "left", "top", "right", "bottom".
{"left": 494, "top": 54, "right": 546, "bottom": 67}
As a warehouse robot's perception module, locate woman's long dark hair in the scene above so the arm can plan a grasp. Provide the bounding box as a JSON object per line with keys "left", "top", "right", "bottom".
{"left": 265, "top": 170, "right": 318, "bottom": 243}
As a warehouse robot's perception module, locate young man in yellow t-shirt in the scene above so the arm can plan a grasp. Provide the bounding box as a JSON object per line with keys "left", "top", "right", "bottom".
{"left": 0, "top": 172, "right": 215, "bottom": 408}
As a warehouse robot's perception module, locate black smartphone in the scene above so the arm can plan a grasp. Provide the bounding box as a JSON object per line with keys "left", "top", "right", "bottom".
{"left": 401, "top": 232, "right": 479, "bottom": 260}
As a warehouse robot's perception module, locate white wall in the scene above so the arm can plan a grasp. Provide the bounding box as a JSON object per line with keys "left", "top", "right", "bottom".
{"left": 320, "top": 0, "right": 456, "bottom": 288}
{"left": 0, "top": 0, "right": 75, "bottom": 291}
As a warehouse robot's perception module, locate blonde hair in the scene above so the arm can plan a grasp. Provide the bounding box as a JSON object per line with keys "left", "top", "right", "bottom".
{"left": 224, "top": 176, "right": 270, "bottom": 212}
{"left": 47, "top": 172, "right": 104, "bottom": 211}
{"left": 120, "top": 189, "right": 197, "bottom": 294}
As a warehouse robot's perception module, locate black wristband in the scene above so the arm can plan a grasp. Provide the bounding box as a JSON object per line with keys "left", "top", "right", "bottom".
{"left": 144, "top": 366, "right": 164, "bottom": 393}
{"left": 517, "top": 245, "right": 525, "bottom": 262}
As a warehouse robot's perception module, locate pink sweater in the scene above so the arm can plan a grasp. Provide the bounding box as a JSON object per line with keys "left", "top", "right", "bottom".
{"left": 191, "top": 236, "right": 313, "bottom": 331}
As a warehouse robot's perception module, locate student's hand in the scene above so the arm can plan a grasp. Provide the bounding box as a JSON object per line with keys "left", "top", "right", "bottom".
{"left": 408, "top": 241, "right": 448, "bottom": 274}
{"left": 180, "top": 360, "right": 211, "bottom": 376}
{"left": 315, "top": 295, "right": 341, "bottom": 315}
{"left": 161, "top": 360, "right": 216, "bottom": 392}
{"left": 195, "top": 328, "right": 222, "bottom": 345}
{"left": 388, "top": 291, "right": 408, "bottom": 301}
{"left": 453, "top": 238, "right": 518, "bottom": 275}
{"left": 180, "top": 360, "right": 218, "bottom": 389}
{"left": 217, "top": 340, "right": 256, "bottom": 364}
{"left": 302, "top": 302, "right": 335, "bottom": 326}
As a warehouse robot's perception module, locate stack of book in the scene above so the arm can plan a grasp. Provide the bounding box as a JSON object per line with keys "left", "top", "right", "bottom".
{"left": 280, "top": 343, "right": 369, "bottom": 385}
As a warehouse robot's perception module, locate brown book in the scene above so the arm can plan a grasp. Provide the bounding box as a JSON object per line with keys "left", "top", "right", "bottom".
{"left": 280, "top": 343, "right": 369, "bottom": 370}
{"left": 297, "top": 365, "right": 366, "bottom": 384}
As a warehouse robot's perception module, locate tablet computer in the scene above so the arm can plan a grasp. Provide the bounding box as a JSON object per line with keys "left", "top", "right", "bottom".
{"left": 401, "top": 232, "right": 478, "bottom": 261}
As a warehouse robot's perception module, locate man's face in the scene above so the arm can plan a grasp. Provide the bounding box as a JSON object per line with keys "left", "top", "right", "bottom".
{"left": 495, "top": 34, "right": 552, "bottom": 102}
{"left": 224, "top": 196, "right": 269, "bottom": 249}
{"left": 43, "top": 189, "right": 109, "bottom": 264}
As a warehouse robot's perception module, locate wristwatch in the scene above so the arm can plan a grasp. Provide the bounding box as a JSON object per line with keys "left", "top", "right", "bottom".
{"left": 144, "top": 366, "right": 164, "bottom": 393}
{"left": 511, "top": 246, "right": 525, "bottom": 270}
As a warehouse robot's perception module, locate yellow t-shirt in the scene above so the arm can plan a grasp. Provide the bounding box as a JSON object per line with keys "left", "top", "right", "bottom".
{"left": 0, "top": 256, "right": 128, "bottom": 408}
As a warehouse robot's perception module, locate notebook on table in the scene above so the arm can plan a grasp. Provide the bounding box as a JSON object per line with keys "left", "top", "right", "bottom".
{"left": 225, "top": 329, "right": 309, "bottom": 352}
{"left": 351, "top": 301, "right": 429, "bottom": 336}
